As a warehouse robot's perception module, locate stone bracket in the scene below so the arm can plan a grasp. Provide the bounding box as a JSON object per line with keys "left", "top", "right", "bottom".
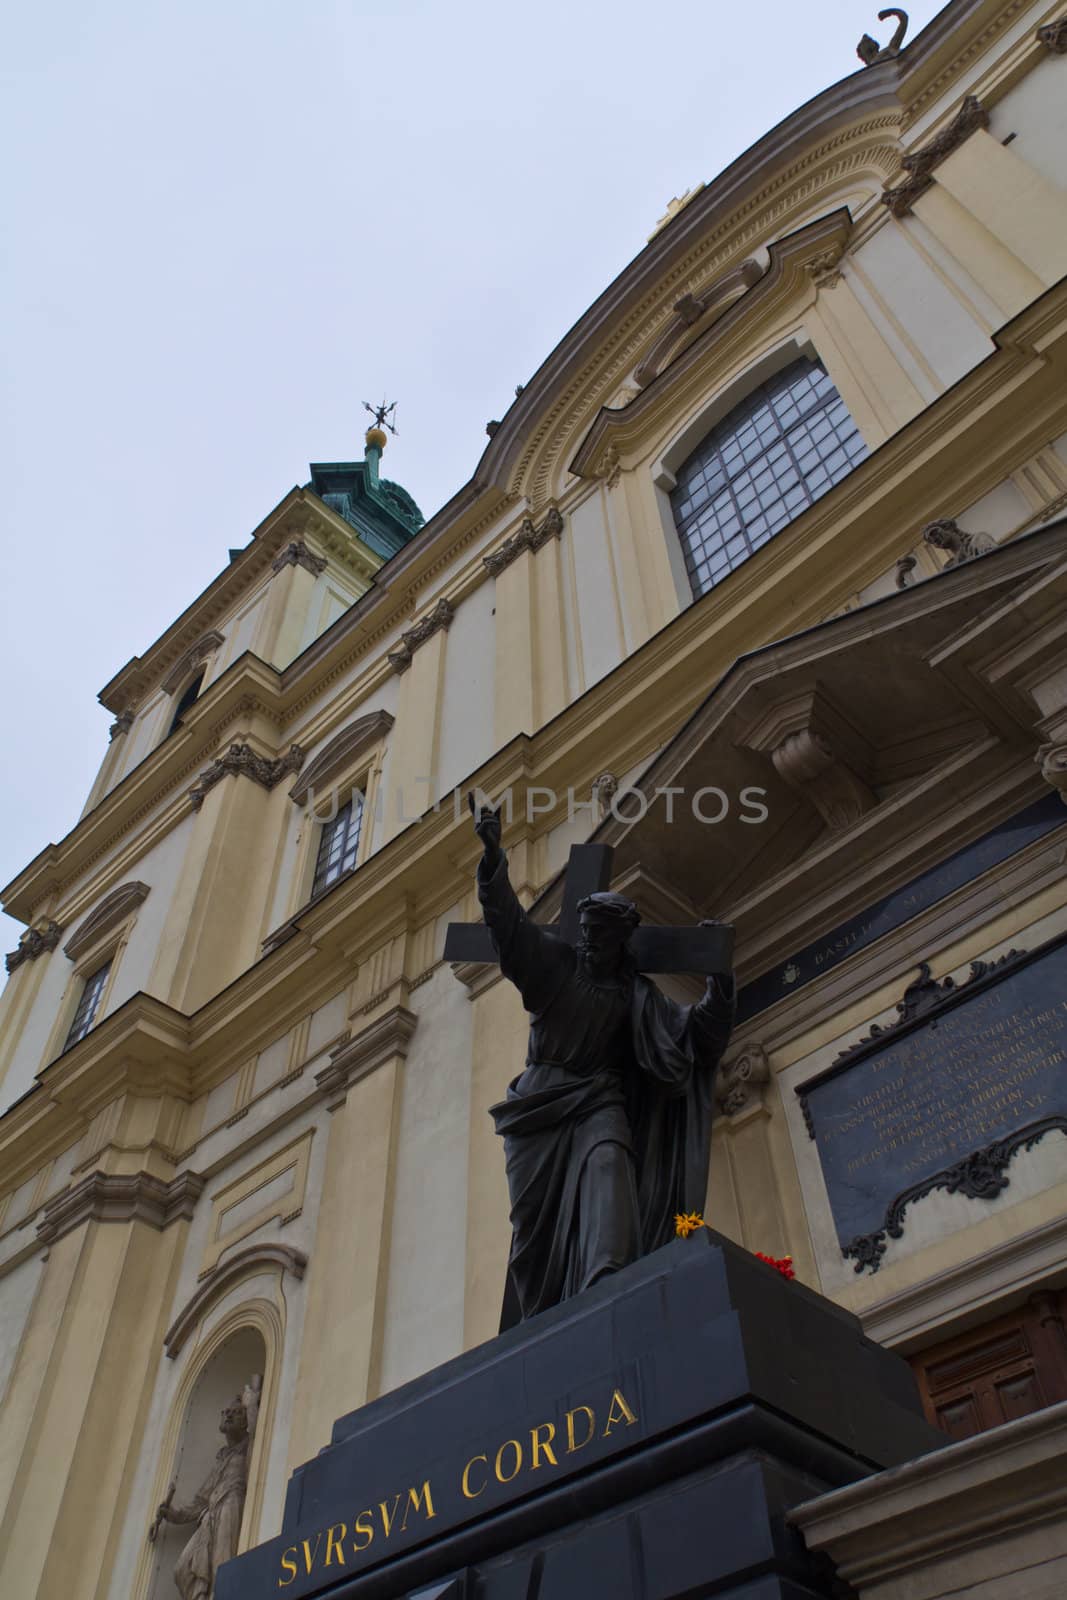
{"left": 189, "top": 743, "right": 305, "bottom": 811}
{"left": 388, "top": 599, "right": 454, "bottom": 674}
{"left": 316, "top": 1005, "right": 417, "bottom": 1108}
{"left": 483, "top": 506, "right": 564, "bottom": 576}
{"left": 881, "top": 95, "right": 989, "bottom": 217}
{"left": 5, "top": 919, "right": 63, "bottom": 975}
{"left": 37, "top": 1170, "right": 204, "bottom": 1246}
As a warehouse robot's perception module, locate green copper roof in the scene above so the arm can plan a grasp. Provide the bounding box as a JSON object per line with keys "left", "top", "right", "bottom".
{"left": 306, "top": 447, "right": 424, "bottom": 560}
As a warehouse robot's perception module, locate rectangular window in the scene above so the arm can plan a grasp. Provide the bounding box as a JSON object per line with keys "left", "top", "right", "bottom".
{"left": 312, "top": 794, "right": 364, "bottom": 898}
{"left": 64, "top": 962, "right": 112, "bottom": 1049}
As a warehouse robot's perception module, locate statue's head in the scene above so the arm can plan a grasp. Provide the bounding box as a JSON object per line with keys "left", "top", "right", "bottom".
{"left": 219, "top": 1397, "right": 249, "bottom": 1443}
{"left": 922, "top": 518, "right": 961, "bottom": 552}
{"left": 576, "top": 893, "right": 639, "bottom": 979}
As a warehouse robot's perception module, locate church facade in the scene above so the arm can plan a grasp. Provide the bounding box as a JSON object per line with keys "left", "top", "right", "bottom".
{"left": 2, "top": 2, "right": 1067, "bottom": 1595}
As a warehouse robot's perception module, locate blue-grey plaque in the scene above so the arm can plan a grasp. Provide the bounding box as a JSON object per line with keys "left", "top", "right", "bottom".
{"left": 798, "top": 937, "right": 1067, "bottom": 1272}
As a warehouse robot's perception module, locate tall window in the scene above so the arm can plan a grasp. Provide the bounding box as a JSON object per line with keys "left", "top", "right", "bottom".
{"left": 312, "top": 794, "right": 364, "bottom": 897}
{"left": 165, "top": 669, "right": 206, "bottom": 739}
{"left": 64, "top": 961, "right": 111, "bottom": 1049}
{"left": 670, "top": 358, "right": 867, "bottom": 599}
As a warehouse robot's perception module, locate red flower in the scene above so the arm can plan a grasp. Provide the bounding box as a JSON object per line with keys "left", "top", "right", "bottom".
{"left": 755, "top": 1251, "right": 795, "bottom": 1281}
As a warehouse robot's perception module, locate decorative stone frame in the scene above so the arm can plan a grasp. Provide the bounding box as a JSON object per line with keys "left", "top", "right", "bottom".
{"left": 44, "top": 882, "right": 151, "bottom": 1059}
{"left": 131, "top": 1295, "right": 284, "bottom": 1600}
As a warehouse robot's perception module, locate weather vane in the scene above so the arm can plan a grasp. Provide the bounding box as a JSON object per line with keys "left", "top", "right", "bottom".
{"left": 363, "top": 398, "right": 399, "bottom": 436}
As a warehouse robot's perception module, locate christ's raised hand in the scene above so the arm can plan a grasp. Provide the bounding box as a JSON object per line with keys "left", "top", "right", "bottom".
{"left": 467, "top": 792, "right": 503, "bottom": 868}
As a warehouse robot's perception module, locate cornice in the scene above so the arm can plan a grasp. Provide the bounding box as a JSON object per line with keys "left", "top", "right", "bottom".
{"left": 36, "top": 1169, "right": 204, "bottom": 1246}
{"left": 315, "top": 1005, "right": 418, "bottom": 1108}
{"left": 163, "top": 1242, "right": 307, "bottom": 1356}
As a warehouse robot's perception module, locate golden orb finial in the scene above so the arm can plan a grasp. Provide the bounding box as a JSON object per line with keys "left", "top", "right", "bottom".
{"left": 365, "top": 426, "right": 388, "bottom": 452}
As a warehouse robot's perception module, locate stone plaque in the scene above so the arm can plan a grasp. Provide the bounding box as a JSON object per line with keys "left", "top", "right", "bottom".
{"left": 798, "top": 937, "right": 1067, "bottom": 1273}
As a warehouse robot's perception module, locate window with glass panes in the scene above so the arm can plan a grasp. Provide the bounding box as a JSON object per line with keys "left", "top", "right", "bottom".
{"left": 64, "top": 962, "right": 111, "bottom": 1049}
{"left": 312, "top": 794, "right": 364, "bottom": 897}
{"left": 670, "top": 358, "right": 867, "bottom": 599}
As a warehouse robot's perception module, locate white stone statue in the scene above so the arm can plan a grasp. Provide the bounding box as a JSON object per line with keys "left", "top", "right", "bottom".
{"left": 151, "top": 1375, "right": 262, "bottom": 1600}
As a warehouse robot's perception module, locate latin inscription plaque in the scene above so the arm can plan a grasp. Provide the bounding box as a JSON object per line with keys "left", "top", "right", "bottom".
{"left": 798, "top": 937, "right": 1067, "bottom": 1273}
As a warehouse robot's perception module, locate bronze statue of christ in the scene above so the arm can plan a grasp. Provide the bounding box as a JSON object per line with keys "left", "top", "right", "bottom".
{"left": 469, "top": 797, "right": 735, "bottom": 1321}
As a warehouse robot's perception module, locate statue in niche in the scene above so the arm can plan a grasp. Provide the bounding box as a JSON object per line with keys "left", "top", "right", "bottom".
{"left": 466, "top": 798, "right": 735, "bottom": 1321}
{"left": 151, "top": 1375, "right": 262, "bottom": 1600}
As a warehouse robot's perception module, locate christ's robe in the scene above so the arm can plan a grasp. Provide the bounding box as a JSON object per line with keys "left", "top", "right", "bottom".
{"left": 479, "top": 856, "right": 735, "bottom": 1319}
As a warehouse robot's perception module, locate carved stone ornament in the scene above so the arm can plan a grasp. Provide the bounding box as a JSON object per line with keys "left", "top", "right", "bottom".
{"left": 37, "top": 1170, "right": 204, "bottom": 1246}
{"left": 483, "top": 507, "right": 565, "bottom": 577}
{"left": 882, "top": 95, "right": 989, "bottom": 217}
{"left": 1036, "top": 742, "right": 1067, "bottom": 805}
{"left": 188, "top": 743, "right": 305, "bottom": 811}
{"left": 1037, "top": 18, "right": 1067, "bottom": 51}
{"left": 716, "top": 1044, "right": 770, "bottom": 1117}
{"left": 108, "top": 711, "right": 134, "bottom": 742}
{"left": 805, "top": 245, "right": 846, "bottom": 289}
{"left": 921, "top": 516, "right": 995, "bottom": 567}
{"left": 894, "top": 553, "right": 918, "bottom": 589}
{"left": 5, "top": 919, "right": 63, "bottom": 975}
{"left": 161, "top": 631, "right": 225, "bottom": 697}
{"left": 271, "top": 539, "right": 328, "bottom": 577}
{"left": 596, "top": 444, "right": 622, "bottom": 489}
{"left": 856, "top": 7, "right": 909, "bottom": 65}
{"left": 771, "top": 727, "right": 876, "bottom": 832}
{"left": 592, "top": 772, "right": 619, "bottom": 818}
{"left": 832, "top": 953, "right": 1024, "bottom": 1064}
{"left": 387, "top": 598, "right": 455, "bottom": 674}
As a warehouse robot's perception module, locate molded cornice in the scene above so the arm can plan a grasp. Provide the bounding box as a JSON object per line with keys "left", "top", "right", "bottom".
{"left": 164, "top": 1242, "right": 307, "bottom": 1356}
{"left": 37, "top": 1169, "right": 204, "bottom": 1246}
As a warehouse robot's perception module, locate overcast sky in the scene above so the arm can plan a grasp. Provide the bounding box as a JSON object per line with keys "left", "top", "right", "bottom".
{"left": 0, "top": 0, "right": 946, "bottom": 955}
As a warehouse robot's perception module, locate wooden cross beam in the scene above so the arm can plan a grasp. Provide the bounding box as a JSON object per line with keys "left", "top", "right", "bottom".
{"left": 444, "top": 842, "right": 734, "bottom": 974}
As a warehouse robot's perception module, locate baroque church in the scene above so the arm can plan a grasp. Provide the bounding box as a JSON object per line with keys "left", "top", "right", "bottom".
{"left": 2, "top": 2, "right": 1067, "bottom": 1596}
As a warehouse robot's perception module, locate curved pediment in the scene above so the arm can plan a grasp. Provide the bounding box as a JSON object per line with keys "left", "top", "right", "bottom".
{"left": 64, "top": 881, "right": 151, "bottom": 961}
{"left": 160, "top": 631, "right": 225, "bottom": 696}
{"left": 289, "top": 711, "right": 394, "bottom": 806}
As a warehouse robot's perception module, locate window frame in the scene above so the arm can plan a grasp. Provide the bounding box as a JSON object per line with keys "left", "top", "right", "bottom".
{"left": 310, "top": 790, "right": 367, "bottom": 899}
{"left": 668, "top": 353, "right": 868, "bottom": 600}
{"left": 62, "top": 959, "right": 114, "bottom": 1050}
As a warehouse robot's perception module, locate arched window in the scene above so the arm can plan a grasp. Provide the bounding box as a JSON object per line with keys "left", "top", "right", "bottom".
{"left": 165, "top": 669, "right": 206, "bottom": 739}
{"left": 670, "top": 357, "right": 867, "bottom": 599}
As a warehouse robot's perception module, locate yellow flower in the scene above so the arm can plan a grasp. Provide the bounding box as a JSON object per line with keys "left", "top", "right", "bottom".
{"left": 674, "top": 1211, "right": 705, "bottom": 1238}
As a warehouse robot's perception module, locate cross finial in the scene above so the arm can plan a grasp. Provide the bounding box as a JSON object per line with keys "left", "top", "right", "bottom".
{"left": 363, "top": 398, "right": 398, "bottom": 436}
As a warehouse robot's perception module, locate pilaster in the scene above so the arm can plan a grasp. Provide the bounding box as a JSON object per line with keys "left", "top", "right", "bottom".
{"left": 285, "top": 1007, "right": 416, "bottom": 1471}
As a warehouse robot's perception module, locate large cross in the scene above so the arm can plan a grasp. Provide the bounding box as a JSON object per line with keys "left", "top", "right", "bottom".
{"left": 443, "top": 842, "right": 734, "bottom": 973}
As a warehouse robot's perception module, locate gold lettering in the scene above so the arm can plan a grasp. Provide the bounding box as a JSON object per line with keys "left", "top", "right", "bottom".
{"left": 278, "top": 1548, "right": 299, "bottom": 1587}
{"left": 565, "top": 1405, "right": 595, "bottom": 1453}
{"left": 602, "top": 1389, "right": 638, "bottom": 1437}
{"left": 379, "top": 1494, "right": 403, "bottom": 1539}
{"left": 352, "top": 1510, "right": 374, "bottom": 1553}
{"left": 401, "top": 1480, "right": 436, "bottom": 1531}
{"left": 324, "top": 1524, "right": 346, "bottom": 1567}
{"left": 301, "top": 1532, "right": 323, "bottom": 1575}
{"left": 461, "top": 1455, "right": 488, "bottom": 1499}
{"left": 494, "top": 1438, "right": 523, "bottom": 1483}
{"left": 530, "top": 1421, "right": 558, "bottom": 1469}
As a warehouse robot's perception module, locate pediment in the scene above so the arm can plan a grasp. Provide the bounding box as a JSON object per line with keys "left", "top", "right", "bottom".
{"left": 65, "top": 881, "right": 151, "bottom": 961}
{"left": 289, "top": 711, "right": 394, "bottom": 807}
{"left": 559, "top": 522, "right": 1067, "bottom": 984}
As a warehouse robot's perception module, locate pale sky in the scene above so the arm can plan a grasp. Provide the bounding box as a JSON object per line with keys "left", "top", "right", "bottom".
{"left": 0, "top": 0, "right": 946, "bottom": 955}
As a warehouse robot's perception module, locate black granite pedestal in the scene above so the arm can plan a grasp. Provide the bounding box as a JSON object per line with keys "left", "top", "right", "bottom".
{"left": 217, "top": 1232, "right": 942, "bottom": 1600}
